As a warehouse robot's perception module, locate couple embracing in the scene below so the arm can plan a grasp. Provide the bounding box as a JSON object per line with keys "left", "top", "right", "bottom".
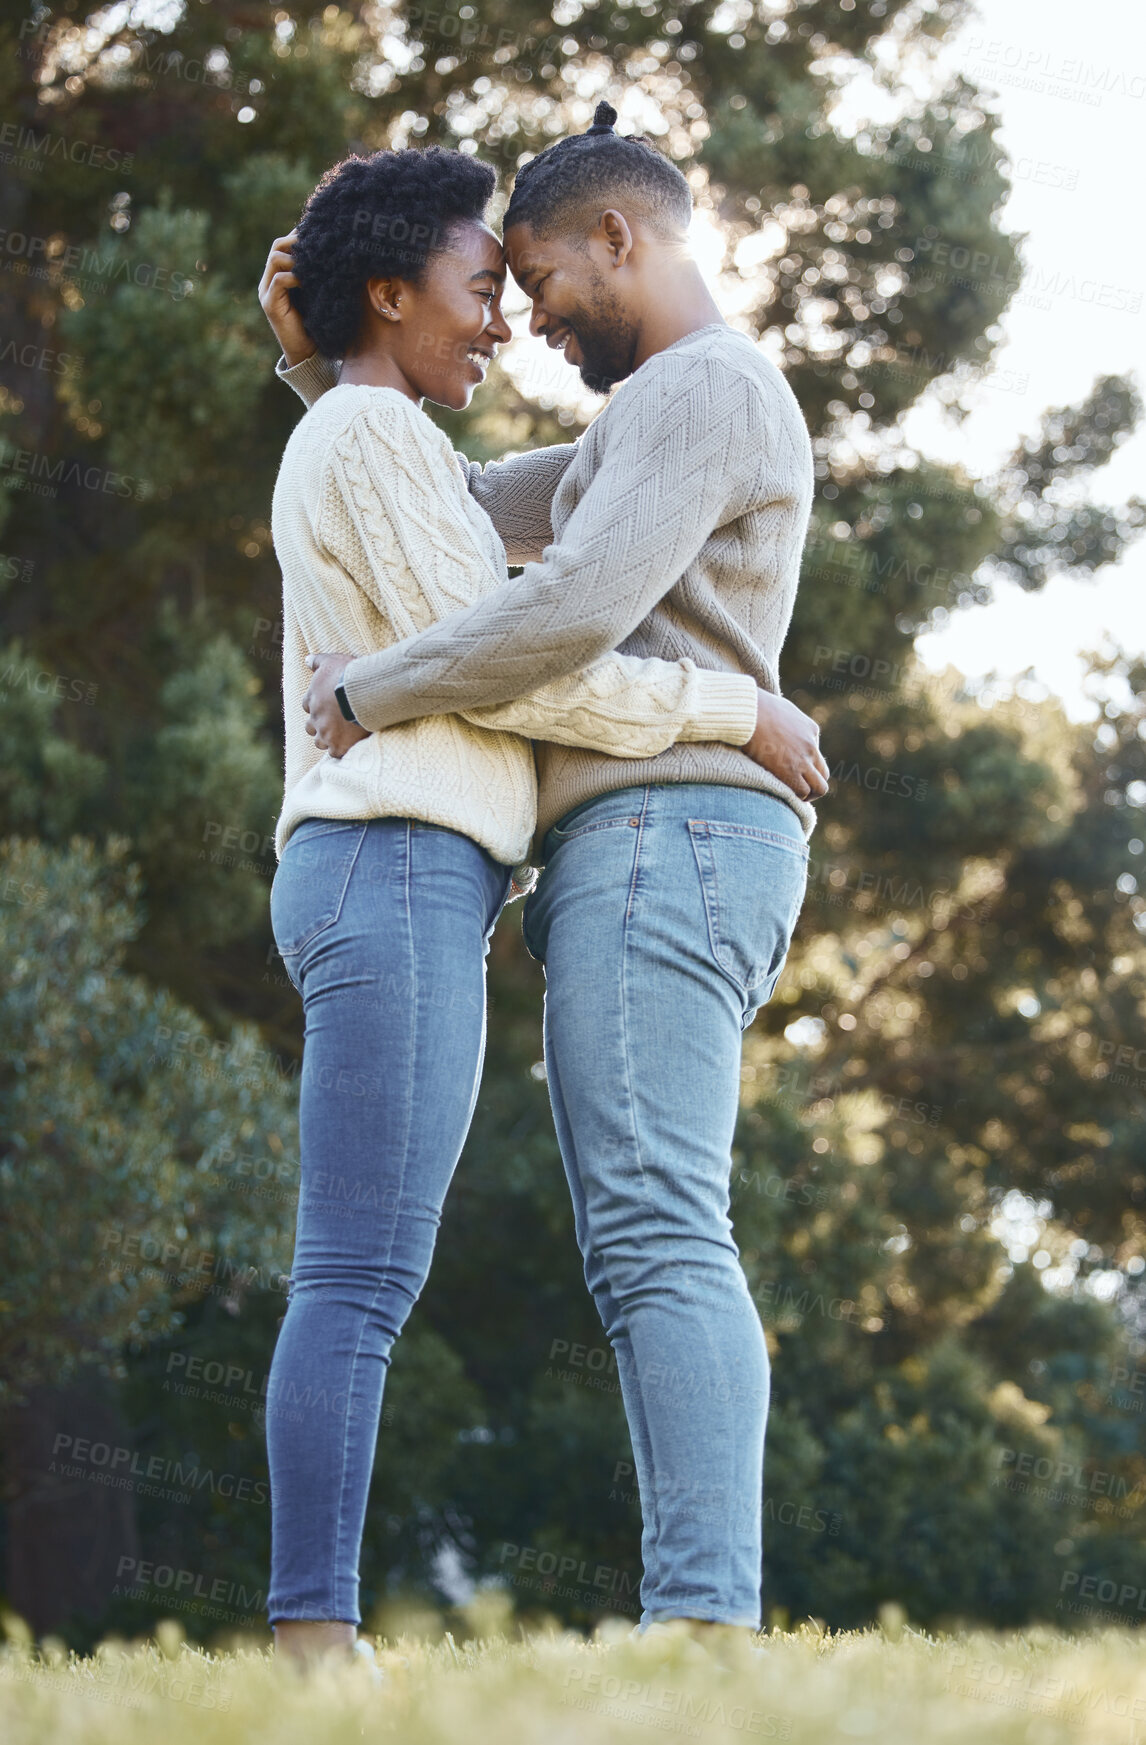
{"left": 257, "top": 98, "right": 828, "bottom": 1667}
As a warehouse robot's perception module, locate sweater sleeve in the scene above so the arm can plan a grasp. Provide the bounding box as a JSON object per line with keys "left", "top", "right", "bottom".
{"left": 276, "top": 352, "right": 577, "bottom": 563}
{"left": 276, "top": 351, "right": 339, "bottom": 406}
{"left": 340, "top": 355, "right": 767, "bottom": 732}
{"left": 462, "top": 656, "right": 757, "bottom": 756}
{"left": 454, "top": 444, "right": 578, "bottom": 564}
{"left": 319, "top": 400, "right": 758, "bottom": 757}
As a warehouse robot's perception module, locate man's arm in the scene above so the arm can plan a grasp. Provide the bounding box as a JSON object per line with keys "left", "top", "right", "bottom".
{"left": 340, "top": 357, "right": 768, "bottom": 733}
{"left": 275, "top": 351, "right": 577, "bottom": 564}
{"left": 457, "top": 444, "right": 578, "bottom": 565}
{"left": 313, "top": 398, "right": 761, "bottom": 758}
{"left": 308, "top": 646, "right": 827, "bottom": 796}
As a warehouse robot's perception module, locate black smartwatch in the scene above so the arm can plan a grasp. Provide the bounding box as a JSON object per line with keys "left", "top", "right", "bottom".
{"left": 334, "top": 674, "right": 358, "bottom": 723}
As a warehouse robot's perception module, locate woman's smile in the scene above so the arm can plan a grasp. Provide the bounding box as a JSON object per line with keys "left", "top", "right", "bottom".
{"left": 465, "top": 343, "right": 494, "bottom": 380}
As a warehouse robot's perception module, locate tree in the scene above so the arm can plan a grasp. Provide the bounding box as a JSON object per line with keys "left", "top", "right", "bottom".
{"left": 0, "top": 0, "right": 1142, "bottom": 1642}
{"left": 0, "top": 828, "right": 300, "bottom": 1634}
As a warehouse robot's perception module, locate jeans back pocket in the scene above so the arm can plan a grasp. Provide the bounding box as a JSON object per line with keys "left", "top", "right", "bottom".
{"left": 270, "top": 821, "right": 368, "bottom": 972}
{"left": 549, "top": 807, "right": 642, "bottom": 845}
{"left": 687, "top": 820, "right": 809, "bottom": 1017}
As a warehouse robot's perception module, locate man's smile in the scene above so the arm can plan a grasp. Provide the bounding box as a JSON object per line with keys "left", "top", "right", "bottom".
{"left": 546, "top": 323, "right": 581, "bottom": 365}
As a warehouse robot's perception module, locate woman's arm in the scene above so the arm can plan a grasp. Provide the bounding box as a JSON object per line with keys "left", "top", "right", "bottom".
{"left": 276, "top": 350, "right": 340, "bottom": 404}
{"left": 460, "top": 656, "right": 757, "bottom": 760}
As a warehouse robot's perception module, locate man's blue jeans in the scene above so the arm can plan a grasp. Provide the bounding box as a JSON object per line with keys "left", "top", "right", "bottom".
{"left": 523, "top": 783, "right": 809, "bottom": 1629}
{"left": 265, "top": 816, "right": 510, "bottom": 1624}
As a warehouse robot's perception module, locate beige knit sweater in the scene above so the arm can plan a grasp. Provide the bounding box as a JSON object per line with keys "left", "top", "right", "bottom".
{"left": 271, "top": 383, "right": 759, "bottom": 863}
{"left": 279, "top": 322, "right": 817, "bottom": 851}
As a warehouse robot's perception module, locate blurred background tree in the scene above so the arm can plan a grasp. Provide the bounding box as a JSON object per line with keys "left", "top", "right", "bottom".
{"left": 0, "top": 0, "right": 1142, "bottom": 1645}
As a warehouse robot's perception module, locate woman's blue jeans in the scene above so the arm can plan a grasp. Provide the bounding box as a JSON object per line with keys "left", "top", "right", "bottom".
{"left": 265, "top": 816, "right": 510, "bottom": 1625}
{"left": 523, "top": 783, "right": 809, "bottom": 1630}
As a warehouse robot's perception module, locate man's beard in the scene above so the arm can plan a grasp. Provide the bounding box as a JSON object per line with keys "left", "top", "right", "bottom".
{"left": 567, "top": 271, "right": 639, "bottom": 393}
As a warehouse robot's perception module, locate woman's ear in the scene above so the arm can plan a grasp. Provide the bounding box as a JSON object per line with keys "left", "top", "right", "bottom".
{"left": 365, "top": 275, "right": 403, "bottom": 320}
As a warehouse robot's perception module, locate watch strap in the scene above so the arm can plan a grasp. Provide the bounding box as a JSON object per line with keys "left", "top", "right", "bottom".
{"left": 334, "top": 679, "right": 357, "bottom": 724}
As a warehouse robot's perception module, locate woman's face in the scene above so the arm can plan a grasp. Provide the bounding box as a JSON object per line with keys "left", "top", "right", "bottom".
{"left": 376, "top": 220, "right": 512, "bottom": 410}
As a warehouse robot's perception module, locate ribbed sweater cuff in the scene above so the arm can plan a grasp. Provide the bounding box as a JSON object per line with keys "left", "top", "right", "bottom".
{"left": 275, "top": 351, "right": 334, "bottom": 408}
{"left": 341, "top": 651, "right": 415, "bottom": 733}
{"left": 683, "top": 671, "right": 758, "bottom": 745}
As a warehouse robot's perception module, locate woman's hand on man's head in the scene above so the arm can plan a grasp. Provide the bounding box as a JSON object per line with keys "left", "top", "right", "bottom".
{"left": 258, "top": 231, "right": 317, "bottom": 367}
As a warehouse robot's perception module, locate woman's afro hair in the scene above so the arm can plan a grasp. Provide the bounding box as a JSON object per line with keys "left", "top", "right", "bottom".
{"left": 291, "top": 146, "right": 497, "bottom": 359}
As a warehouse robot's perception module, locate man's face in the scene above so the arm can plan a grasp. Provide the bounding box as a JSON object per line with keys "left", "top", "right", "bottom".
{"left": 503, "top": 221, "right": 640, "bottom": 394}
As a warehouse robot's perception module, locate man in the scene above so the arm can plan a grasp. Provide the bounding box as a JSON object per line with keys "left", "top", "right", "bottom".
{"left": 260, "top": 100, "right": 823, "bottom": 1643}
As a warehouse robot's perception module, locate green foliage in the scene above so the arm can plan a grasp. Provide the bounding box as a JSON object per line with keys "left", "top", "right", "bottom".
{"left": 126, "top": 628, "right": 282, "bottom": 971}
{"left": 0, "top": 643, "right": 107, "bottom": 838}
{"left": 214, "top": 154, "right": 324, "bottom": 296}
{"left": 0, "top": 619, "right": 283, "bottom": 1019}
{"left": 0, "top": 837, "right": 298, "bottom": 1410}
{"left": 0, "top": 0, "right": 1142, "bottom": 1645}
{"left": 59, "top": 202, "right": 268, "bottom": 492}
{"left": 993, "top": 377, "right": 1146, "bottom": 588}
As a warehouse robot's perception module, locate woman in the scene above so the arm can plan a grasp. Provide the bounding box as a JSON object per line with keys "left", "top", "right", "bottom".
{"left": 259, "top": 145, "right": 785, "bottom": 1667}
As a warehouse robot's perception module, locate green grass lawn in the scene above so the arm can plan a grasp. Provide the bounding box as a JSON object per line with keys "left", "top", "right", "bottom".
{"left": 3, "top": 1610, "right": 1145, "bottom": 1743}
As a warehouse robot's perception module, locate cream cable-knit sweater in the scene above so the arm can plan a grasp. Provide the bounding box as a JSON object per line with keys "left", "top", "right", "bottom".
{"left": 271, "top": 383, "right": 759, "bottom": 864}
{"left": 279, "top": 322, "right": 817, "bottom": 851}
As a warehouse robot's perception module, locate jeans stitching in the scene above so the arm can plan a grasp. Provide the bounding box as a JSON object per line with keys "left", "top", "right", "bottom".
{"left": 616, "top": 788, "right": 667, "bottom": 1606}
{"left": 694, "top": 821, "right": 808, "bottom": 857}
{"left": 551, "top": 816, "right": 637, "bottom": 844}
{"left": 490, "top": 868, "right": 513, "bottom": 934}
{"left": 275, "top": 824, "right": 369, "bottom": 963}
{"left": 285, "top": 818, "right": 371, "bottom": 847}
{"left": 686, "top": 821, "right": 799, "bottom": 1011}
{"left": 619, "top": 836, "right": 647, "bottom": 1192}
{"left": 623, "top": 788, "right": 649, "bottom": 926}
{"left": 687, "top": 823, "right": 746, "bottom": 1004}
{"left": 325, "top": 823, "right": 414, "bottom": 1623}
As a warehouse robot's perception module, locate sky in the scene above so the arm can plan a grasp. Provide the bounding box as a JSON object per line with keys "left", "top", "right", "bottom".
{"left": 908, "top": 0, "right": 1146, "bottom": 719}
{"left": 500, "top": 0, "right": 1145, "bottom": 721}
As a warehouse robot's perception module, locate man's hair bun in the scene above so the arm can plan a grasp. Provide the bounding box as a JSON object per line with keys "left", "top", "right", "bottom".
{"left": 504, "top": 93, "right": 692, "bottom": 241}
